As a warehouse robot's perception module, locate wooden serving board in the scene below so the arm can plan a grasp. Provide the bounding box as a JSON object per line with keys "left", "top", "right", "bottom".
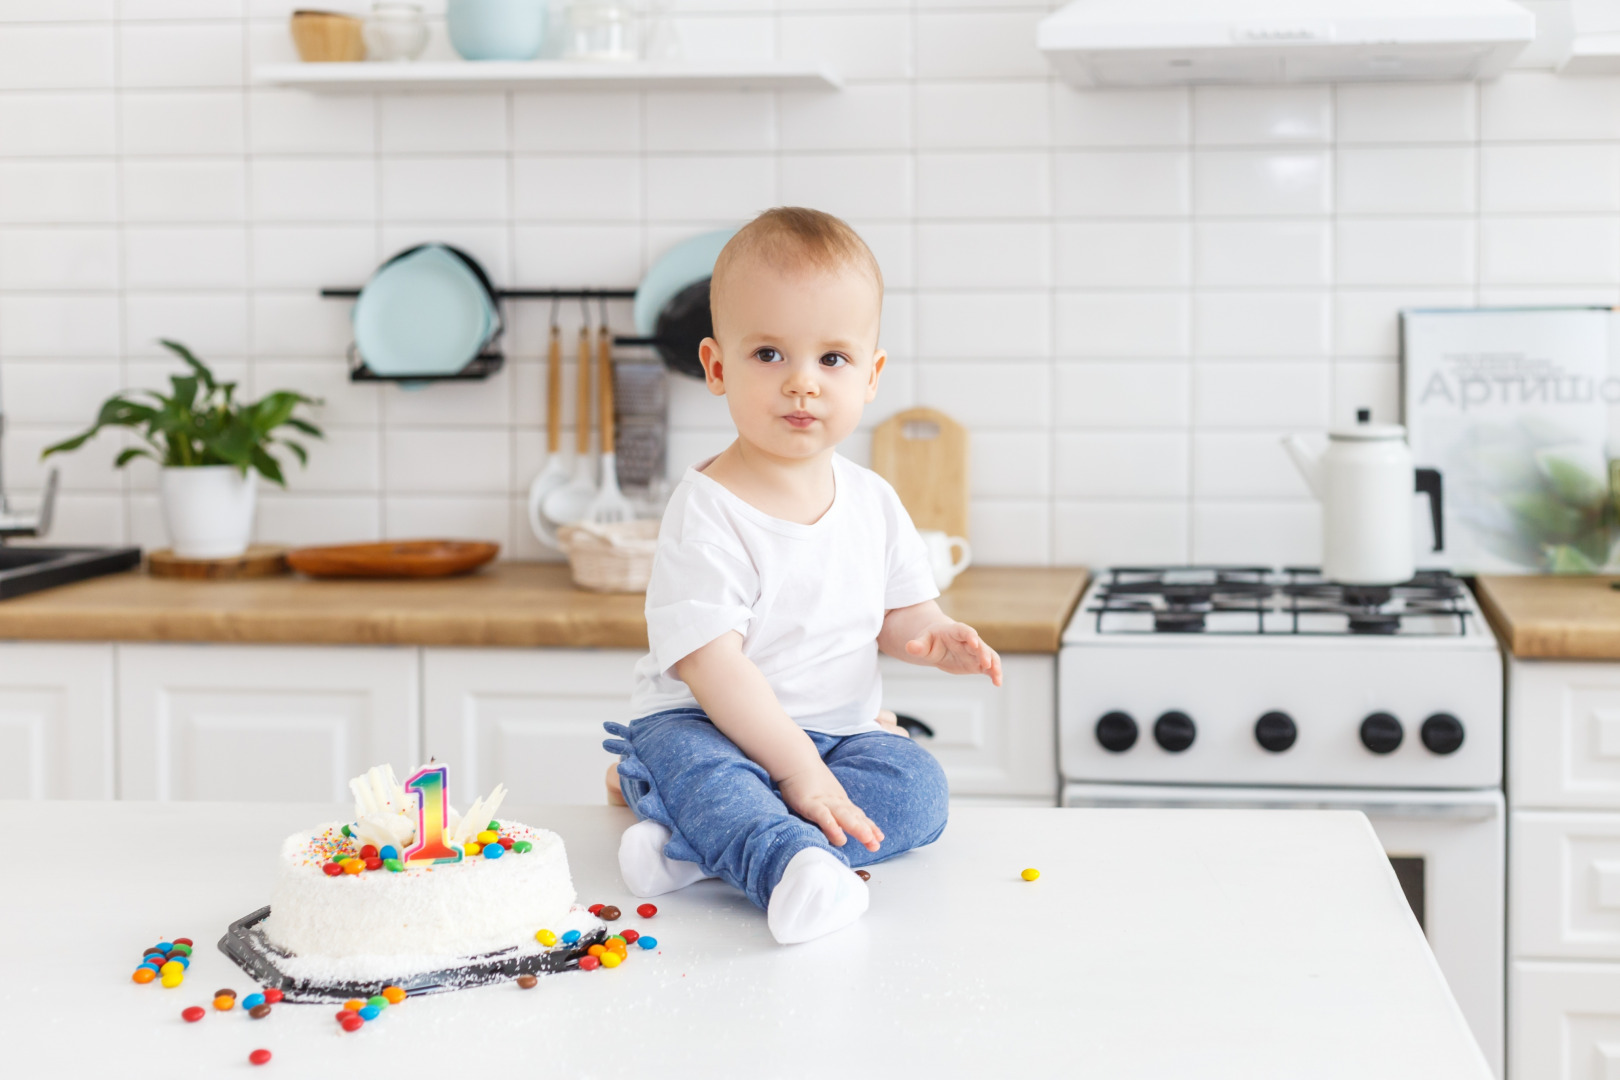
{"left": 148, "top": 545, "right": 289, "bottom": 580}
{"left": 287, "top": 540, "right": 499, "bottom": 579}
{"left": 871, "top": 407, "right": 970, "bottom": 539}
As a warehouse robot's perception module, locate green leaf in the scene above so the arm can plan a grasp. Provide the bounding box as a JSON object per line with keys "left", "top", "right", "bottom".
{"left": 113, "top": 447, "right": 156, "bottom": 468}
{"left": 160, "top": 339, "right": 216, "bottom": 392}
{"left": 249, "top": 444, "right": 286, "bottom": 487}
{"left": 284, "top": 417, "right": 324, "bottom": 439}
{"left": 280, "top": 439, "right": 308, "bottom": 466}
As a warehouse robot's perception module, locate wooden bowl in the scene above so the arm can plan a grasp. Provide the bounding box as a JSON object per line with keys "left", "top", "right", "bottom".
{"left": 287, "top": 540, "right": 500, "bottom": 579}
{"left": 290, "top": 9, "right": 367, "bottom": 62}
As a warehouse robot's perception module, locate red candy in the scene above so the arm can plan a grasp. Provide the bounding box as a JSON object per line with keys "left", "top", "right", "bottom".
{"left": 363, "top": 857, "right": 383, "bottom": 871}
{"left": 621, "top": 929, "right": 640, "bottom": 944}
{"left": 578, "top": 955, "right": 601, "bottom": 971}
{"left": 636, "top": 904, "right": 657, "bottom": 918}
{"left": 181, "top": 1006, "right": 205, "bottom": 1023}
{"left": 173, "top": 937, "right": 193, "bottom": 947}
{"left": 249, "top": 1049, "right": 272, "bottom": 1065}
{"left": 322, "top": 862, "right": 343, "bottom": 877}
{"left": 498, "top": 837, "right": 514, "bottom": 849}
{"left": 588, "top": 904, "right": 604, "bottom": 915}
{"left": 262, "top": 989, "right": 283, "bottom": 1005}
{"left": 339, "top": 1014, "right": 364, "bottom": 1032}
{"left": 334, "top": 1011, "right": 350, "bottom": 1022}
{"left": 359, "top": 845, "right": 378, "bottom": 859}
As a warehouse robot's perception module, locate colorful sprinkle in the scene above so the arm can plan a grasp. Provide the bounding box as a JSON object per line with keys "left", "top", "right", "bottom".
{"left": 181, "top": 1006, "right": 204, "bottom": 1022}
{"left": 578, "top": 955, "right": 600, "bottom": 971}
{"left": 1021, "top": 867, "right": 1040, "bottom": 882}
{"left": 381, "top": 986, "right": 405, "bottom": 1005}
{"left": 358, "top": 1005, "right": 380, "bottom": 1021}
{"left": 482, "top": 843, "right": 504, "bottom": 860}
{"left": 638, "top": 936, "right": 657, "bottom": 950}
{"left": 512, "top": 840, "right": 532, "bottom": 854}
{"left": 636, "top": 903, "right": 657, "bottom": 918}
{"left": 249, "top": 1049, "right": 271, "bottom": 1066}
{"left": 560, "top": 930, "right": 581, "bottom": 945}
{"left": 243, "top": 993, "right": 266, "bottom": 1010}
{"left": 535, "top": 929, "right": 557, "bottom": 947}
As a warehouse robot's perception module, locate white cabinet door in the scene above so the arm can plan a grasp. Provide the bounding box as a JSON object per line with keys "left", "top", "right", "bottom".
{"left": 0, "top": 643, "right": 114, "bottom": 799}
{"left": 423, "top": 648, "right": 638, "bottom": 806}
{"left": 879, "top": 655, "right": 1056, "bottom": 800}
{"left": 1513, "top": 810, "right": 1620, "bottom": 961}
{"left": 1512, "top": 960, "right": 1620, "bottom": 1080}
{"left": 1509, "top": 659, "right": 1620, "bottom": 810}
{"left": 117, "top": 644, "right": 419, "bottom": 801}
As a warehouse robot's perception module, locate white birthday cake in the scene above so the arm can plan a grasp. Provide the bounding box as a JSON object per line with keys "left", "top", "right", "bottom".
{"left": 262, "top": 764, "right": 590, "bottom": 977}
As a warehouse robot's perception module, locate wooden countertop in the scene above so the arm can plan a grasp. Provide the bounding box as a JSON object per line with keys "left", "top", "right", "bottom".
{"left": 1474, "top": 574, "right": 1620, "bottom": 660}
{"left": 0, "top": 563, "right": 1088, "bottom": 653}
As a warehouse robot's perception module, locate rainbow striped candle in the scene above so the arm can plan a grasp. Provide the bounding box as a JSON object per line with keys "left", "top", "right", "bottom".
{"left": 403, "top": 765, "right": 463, "bottom": 865}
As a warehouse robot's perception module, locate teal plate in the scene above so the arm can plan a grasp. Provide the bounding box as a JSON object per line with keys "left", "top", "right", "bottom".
{"left": 633, "top": 229, "right": 736, "bottom": 337}
{"left": 353, "top": 245, "right": 499, "bottom": 379}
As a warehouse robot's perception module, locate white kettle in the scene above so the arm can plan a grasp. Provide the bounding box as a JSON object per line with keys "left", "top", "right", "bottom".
{"left": 1283, "top": 409, "right": 1444, "bottom": 586}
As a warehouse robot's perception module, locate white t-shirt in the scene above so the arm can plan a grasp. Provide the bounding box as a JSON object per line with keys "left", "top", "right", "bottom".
{"left": 630, "top": 453, "right": 939, "bottom": 736}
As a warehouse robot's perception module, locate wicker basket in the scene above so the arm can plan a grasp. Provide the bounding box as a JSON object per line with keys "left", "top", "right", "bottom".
{"left": 557, "top": 519, "right": 659, "bottom": 593}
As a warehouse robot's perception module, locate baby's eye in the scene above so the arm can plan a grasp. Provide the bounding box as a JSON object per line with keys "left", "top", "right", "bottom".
{"left": 753, "top": 347, "right": 783, "bottom": 364}
{"left": 820, "top": 353, "right": 849, "bottom": 368}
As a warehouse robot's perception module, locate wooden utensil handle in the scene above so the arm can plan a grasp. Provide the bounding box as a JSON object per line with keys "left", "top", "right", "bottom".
{"left": 598, "top": 325, "right": 615, "bottom": 455}
{"left": 546, "top": 326, "right": 562, "bottom": 454}
{"left": 576, "top": 326, "right": 592, "bottom": 455}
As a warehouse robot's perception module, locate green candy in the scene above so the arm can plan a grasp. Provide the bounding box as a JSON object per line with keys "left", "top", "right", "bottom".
{"left": 383, "top": 858, "right": 404, "bottom": 872}
{"left": 170, "top": 944, "right": 192, "bottom": 957}
{"left": 341, "top": 824, "right": 352, "bottom": 838}
{"left": 367, "top": 995, "right": 388, "bottom": 1009}
{"left": 512, "top": 841, "right": 532, "bottom": 854}
{"left": 487, "top": 820, "right": 500, "bottom": 831}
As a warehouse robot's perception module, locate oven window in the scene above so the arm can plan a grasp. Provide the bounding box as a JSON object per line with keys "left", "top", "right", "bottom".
{"left": 1388, "top": 855, "right": 1426, "bottom": 933}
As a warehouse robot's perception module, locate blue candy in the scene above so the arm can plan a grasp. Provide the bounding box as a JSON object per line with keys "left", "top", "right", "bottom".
{"left": 154, "top": 942, "right": 172, "bottom": 953}
{"left": 242, "top": 992, "right": 265, "bottom": 1010}
{"left": 174, "top": 956, "right": 190, "bottom": 969}
{"left": 379, "top": 845, "right": 398, "bottom": 861}
{"left": 560, "top": 930, "right": 581, "bottom": 945}
{"left": 638, "top": 937, "right": 657, "bottom": 950}
{"left": 358, "top": 1005, "right": 380, "bottom": 1021}
{"left": 140, "top": 961, "right": 162, "bottom": 973}
{"left": 482, "top": 842, "right": 504, "bottom": 859}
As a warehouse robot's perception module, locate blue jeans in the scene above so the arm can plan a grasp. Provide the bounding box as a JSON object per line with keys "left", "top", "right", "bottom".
{"left": 603, "top": 708, "right": 950, "bottom": 911}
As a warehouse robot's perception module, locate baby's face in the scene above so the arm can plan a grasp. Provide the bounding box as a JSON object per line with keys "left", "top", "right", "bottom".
{"left": 700, "top": 258, "right": 885, "bottom": 462}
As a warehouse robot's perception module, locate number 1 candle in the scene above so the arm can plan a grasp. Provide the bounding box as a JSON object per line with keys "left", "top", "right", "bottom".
{"left": 403, "top": 765, "right": 463, "bottom": 865}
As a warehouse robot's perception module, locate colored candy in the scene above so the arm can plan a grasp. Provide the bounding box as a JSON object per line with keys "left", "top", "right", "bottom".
{"left": 588, "top": 903, "right": 603, "bottom": 915}
{"left": 379, "top": 845, "right": 398, "bottom": 861}
{"left": 512, "top": 841, "right": 532, "bottom": 854}
{"left": 476, "top": 830, "right": 498, "bottom": 845}
{"left": 364, "top": 856, "right": 383, "bottom": 871}
{"left": 249, "top": 1004, "right": 271, "bottom": 1019}
{"left": 322, "top": 862, "right": 343, "bottom": 877}
{"left": 358, "top": 1005, "right": 380, "bottom": 1021}
{"left": 243, "top": 993, "right": 266, "bottom": 1010}
{"left": 536, "top": 929, "right": 557, "bottom": 946}
{"left": 132, "top": 968, "right": 156, "bottom": 984}
{"left": 339, "top": 1013, "right": 364, "bottom": 1032}
{"left": 1021, "top": 868, "right": 1040, "bottom": 882}
{"left": 262, "top": 989, "right": 284, "bottom": 1005}
{"left": 161, "top": 961, "right": 183, "bottom": 977}
{"left": 578, "top": 955, "right": 600, "bottom": 971}
{"left": 383, "top": 858, "right": 404, "bottom": 872}
{"left": 636, "top": 904, "right": 657, "bottom": 918}
{"left": 599, "top": 905, "right": 621, "bottom": 921}
{"left": 213, "top": 995, "right": 235, "bottom": 1011}
{"left": 342, "top": 859, "right": 363, "bottom": 875}
{"left": 621, "top": 930, "right": 640, "bottom": 944}
{"left": 182, "top": 1006, "right": 205, "bottom": 1022}
{"left": 155, "top": 942, "right": 173, "bottom": 952}
{"left": 171, "top": 943, "right": 192, "bottom": 957}
{"left": 498, "top": 837, "right": 514, "bottom": 849}
{"left": 248, "top": 1049, "right": 271, "bottom": 1066}
{"left": 600, "top": 951, "right": 622, "bottom": 968}
{"left": 343, "top": 999, "right": 364, "bottom": 1011}
{"left": 173, "top": 937, "right": 194, "bottom": 947}
{"left": 464, "top": 842, "right": 481, "bottom": 857}
{"left": 366, "top": 995, "right": 387, "bottom": 1010}
{"left": 607, "top": 941, "right": 627, "bottom": 956}
{"left": 587, "top": 944, "right": 606, "bottom": 958}
{"left": 638, "top": 937, "right": 657, "bottom": 950}
{"left": 560, "top": 930, "right": 581, "bottom": 944}
{"left": 856, "top": 870, "right": 871, "bottom": 881}
{"left": 341, "top": 824, "right": 352, "bottom": 838}
{"left": 360, "top": 844, "right": 379, "bottom": 859}
{"left": 606, "top": 935, "right": 625, "bottom": 946}
{"left": 381, "top": 986, "right": 405, "bottom": 1004}
{"left": 173, "top": 956, "right": 190, "bottom": 969}
{"left": 482, "top": 843, "right": 504, "bottom": 860}
{"left": 161, "top": 973, "right": 182, "bottom": 989}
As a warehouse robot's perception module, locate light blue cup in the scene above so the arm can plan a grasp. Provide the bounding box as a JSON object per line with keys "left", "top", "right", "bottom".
{"left": 447, "top": 0, "right": 547, "bottom": 61}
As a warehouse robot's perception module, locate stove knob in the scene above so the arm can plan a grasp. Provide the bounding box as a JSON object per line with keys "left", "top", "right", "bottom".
{"left": 1255, "top": 711, "right": 1297, "bottom": 753}
{"left": 1154, "top": 711, "right": 1196, "bottom": 753}
{"left": 1095, "top": 711, "right": 1138, "bottom": 753}
{"left": 1360, "top": 712, "right": 1403, "bottom": 755}
{"left": 1420, "top": 713, "right": 1465, "bottom": 755}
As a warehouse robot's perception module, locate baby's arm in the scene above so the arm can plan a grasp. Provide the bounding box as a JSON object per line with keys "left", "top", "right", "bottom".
{"left": 676, "top": 632, "right": 884, "bottom": 852}
{"left": 879, "top": 600, "right": 1004, "bottom": 687}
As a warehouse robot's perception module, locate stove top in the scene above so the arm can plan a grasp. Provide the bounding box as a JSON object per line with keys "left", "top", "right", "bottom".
{"left": 1081, "top": 566, "right": 1476, "bottom": 638}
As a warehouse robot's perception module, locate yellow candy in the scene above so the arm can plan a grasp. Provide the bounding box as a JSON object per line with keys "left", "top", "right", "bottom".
{"left": 342, "top": 858, "right": 363, "bottom": 875}
{"left": 535, "top": 929, "right": 557, "bottom": 947}
{"left": 382, "top": 986, "right": 406, "bottom": 1004}
{"left": 160, "top": 972, "right": 182, "bottom": 989}
{"left": 1021, "top": 867, "right": 1040, "bottom": 882}
{"left": 476, "top": 830, "right": 498, "bottom": 845}
{"left": 586, "top": 944, "right": 606, "bottom": 958}
{"left": 160, "top": 960, "right": 182, "bottom": 977}
{"left": 600, "top": 951, "right": 622, "bottom": 968}
{"left": 464, "top": 842, "right": 481, "bottom": 856}
{"left": 213, "top": 995, "right": 235, "bottom": 1011}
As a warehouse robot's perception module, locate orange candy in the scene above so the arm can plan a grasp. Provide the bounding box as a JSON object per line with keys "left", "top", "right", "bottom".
{"left": 586, "top": 944, "right": 606, "bottom": 958}
{"left": 132, "top": 968, "right": 156, "bottom": 984}
{"left": 381, "top": 986, "right": 406, "bottom": 1004}
{"left": 213, "top": 995, "right": 235, "bottom": 1011}
{"left": 343, "top": 999, "right": 365, "bottom": 1011}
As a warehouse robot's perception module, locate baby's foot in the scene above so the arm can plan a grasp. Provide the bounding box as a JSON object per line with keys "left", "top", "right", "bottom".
{"left": 766, "top": 847, "right": 870, "bottom": 945}
{"left": 617, "top": 820, "right": 712, "bottom": 898}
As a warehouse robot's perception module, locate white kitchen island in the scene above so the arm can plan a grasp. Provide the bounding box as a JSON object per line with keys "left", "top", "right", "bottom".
{"left": 0, "top": 803, "right": 1489, "bottom": 1079}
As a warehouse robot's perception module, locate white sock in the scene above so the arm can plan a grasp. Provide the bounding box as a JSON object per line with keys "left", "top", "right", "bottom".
{"left": 617, "top": 820, "right": 712, "bottom": 898}
{"left": 766, "top": 847, "right": 870, "bottom": 945}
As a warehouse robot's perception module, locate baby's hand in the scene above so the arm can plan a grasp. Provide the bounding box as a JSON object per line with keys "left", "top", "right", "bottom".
{"left": 778, "top": 765, "right": 884, "bottom": 852}
{"left": 905, "top": 620, "right": 1003, "bottom": 686}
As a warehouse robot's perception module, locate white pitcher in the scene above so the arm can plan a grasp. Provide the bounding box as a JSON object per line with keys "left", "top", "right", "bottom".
{"left": 1283, "top": 409, "right": 1444, "bottom": 586}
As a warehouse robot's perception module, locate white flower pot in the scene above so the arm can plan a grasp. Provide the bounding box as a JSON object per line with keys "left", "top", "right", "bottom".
{"left": 160, "top": 466, "right": 258, "bottom": 560}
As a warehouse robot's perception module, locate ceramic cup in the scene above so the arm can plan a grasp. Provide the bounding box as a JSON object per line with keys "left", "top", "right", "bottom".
{"left": 446, "top": 0, "right": 546, "bottom": 61}
{"left": 919, "top": 530, "right": 972, "bottom": 591}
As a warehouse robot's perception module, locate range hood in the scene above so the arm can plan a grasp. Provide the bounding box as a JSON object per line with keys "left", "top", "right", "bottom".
{"left": 1038, "top": 0, "right": 1535, "bottom": 87}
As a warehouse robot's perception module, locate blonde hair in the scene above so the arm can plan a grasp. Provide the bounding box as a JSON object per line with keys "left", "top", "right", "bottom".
{"left": 710, "top": 207, "right": 883, "bottom": 332}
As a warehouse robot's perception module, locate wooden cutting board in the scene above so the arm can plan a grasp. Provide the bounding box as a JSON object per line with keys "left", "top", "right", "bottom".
{"left": 287, "top": 540, "right": 499, "bottom": 579}
{"left": 148, "top": 546, "right": 289, "bottom": 580}
{"left": 871, "top": 407, "right": 970, "bottom": 539}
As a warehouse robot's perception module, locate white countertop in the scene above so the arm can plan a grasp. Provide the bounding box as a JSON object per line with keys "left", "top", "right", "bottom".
{"left": 0, "top": 802, "right": 1489, "bottom": 1079}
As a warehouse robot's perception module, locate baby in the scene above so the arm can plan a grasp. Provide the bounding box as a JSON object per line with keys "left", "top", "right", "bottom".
{"left": 602, "top": 207, "right": 1002, "bottom": 945}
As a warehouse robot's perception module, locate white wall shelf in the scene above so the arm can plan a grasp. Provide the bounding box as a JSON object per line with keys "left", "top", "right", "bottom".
{"left": 254, "top": 60, "right": 841, "bottom": 93}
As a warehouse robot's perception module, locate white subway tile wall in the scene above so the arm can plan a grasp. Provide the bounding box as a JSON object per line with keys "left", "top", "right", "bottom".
{"left": 0, "top": 5, "right": 1610, "bottom": 570}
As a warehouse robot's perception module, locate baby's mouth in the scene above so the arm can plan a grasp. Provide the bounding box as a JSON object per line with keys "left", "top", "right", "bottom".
{"left": 782, "top": 412, "right": 818, "bottom": 429}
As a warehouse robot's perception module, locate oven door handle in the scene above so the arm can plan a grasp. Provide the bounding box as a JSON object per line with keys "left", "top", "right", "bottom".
{"left": 1073, "top": 794, "right": 1498, "bottom": 822}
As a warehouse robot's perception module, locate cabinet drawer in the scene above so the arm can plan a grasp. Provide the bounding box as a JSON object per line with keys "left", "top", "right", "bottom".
{"left": 424, "top": 648, "right": 639, "bottom": 806}
{"left": 1512, "top": 810, "right": 1620, "bottom": 961}
{"left": 1512, "top": 960, "right": 1620, "bottom": 1080}
{"left": 0, "top": 643, "right": 114, "bottom": 799}
{"left": 878, "top": 655, "right": 1055, "bottom": 799}
{"left": 1509, "top": 659, "right": 1620, "bottom": 810}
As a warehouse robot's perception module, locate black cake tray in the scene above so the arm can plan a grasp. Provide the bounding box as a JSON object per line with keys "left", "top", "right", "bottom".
{"left": 218, "top": 906, "right": 608, "bottom": 1002}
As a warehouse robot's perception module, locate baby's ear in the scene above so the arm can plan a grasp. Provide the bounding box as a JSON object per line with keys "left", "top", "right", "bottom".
{"left": 864, "top": 349, "right": 887, "bottom": 403}
{"left": 698, "top": 338, "right": 726, "bottom": 396}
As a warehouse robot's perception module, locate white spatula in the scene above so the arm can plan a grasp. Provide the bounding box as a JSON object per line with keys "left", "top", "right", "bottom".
{"left": 541, "top": 322, "right": 598, "bottom": 527}
{"left": 526, "top": 311, "right": 572, "bottom": 547}
{"left": 584, "top": 319, "right": 634, "bottom": 526}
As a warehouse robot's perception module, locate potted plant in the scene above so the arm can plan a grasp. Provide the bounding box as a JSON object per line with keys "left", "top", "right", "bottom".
{"left": 42, "top": 340, "right": 323, "bottom": 560}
